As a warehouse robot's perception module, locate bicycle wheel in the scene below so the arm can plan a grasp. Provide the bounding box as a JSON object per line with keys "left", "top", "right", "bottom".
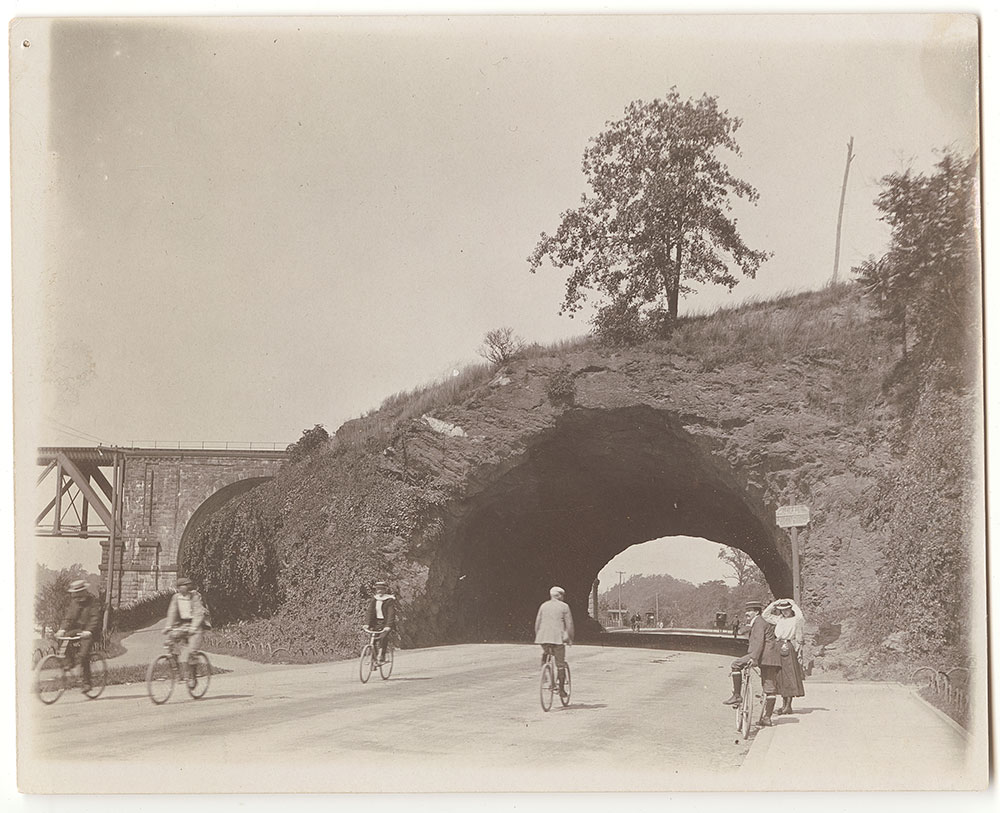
{"left": 359, "top": 644, "right": 374, "bottom": 683}
{"left": 187, "top": 652, "right": 211, "bottom": 699}
{"left": 35, "top": 654, "right": 66, "bottom": 705}
{"left": 539, "top": 660, "right": 555, "bottom": 712}
{"left": 146, "top": 655, "right": 176, "bottom": 705}
{"left": 379, "top": 643, "right": 394, "bottom": 680}
{"left": 559, "top": 662, "right": 571, "bottom": 707}
{"left": 83, "top": 653, "right": 108, "bottom": 699}
{"left": 738, "top": 675, "right": 755, "bottom": 738}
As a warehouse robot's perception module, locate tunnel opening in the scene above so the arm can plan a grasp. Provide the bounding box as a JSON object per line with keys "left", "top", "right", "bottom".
{"left": 176, "top": 476, "right": 273, "bottom": 573}
{"left": 595, "top": 536, "right": 771, "bottom": 632}
{"left": 436, "top": 406, "right": 791, "bottom": 642}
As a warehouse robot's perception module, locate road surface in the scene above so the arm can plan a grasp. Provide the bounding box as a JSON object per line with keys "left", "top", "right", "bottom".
{"left": 20, "top": 643, "right": 752, "bottom": 792}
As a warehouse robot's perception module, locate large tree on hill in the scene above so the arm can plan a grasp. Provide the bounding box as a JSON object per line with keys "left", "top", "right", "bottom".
{"left": 528, "top": 88, "right": 770, "bottom": 339}
{"left": 855, "top": 149, "right": 979, "bottom": 388}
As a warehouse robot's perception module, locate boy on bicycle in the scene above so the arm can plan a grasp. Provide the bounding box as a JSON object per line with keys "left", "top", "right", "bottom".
{"left": 534, "top": 586, "right": 574, "bottom": 699}
{"left": 365, "top": 580, "right": 397, "bottom": 665}
{"left": 55, "top": 579, "right": 101, "bottom": 692}
{"left": 164, "top": 576, "right": 207, "bottom": 684}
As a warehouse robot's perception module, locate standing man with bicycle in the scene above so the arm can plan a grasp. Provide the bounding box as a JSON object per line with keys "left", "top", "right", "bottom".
{"left": 722, "top": 599, "right": 781, "bottom": 726}
{"left": 535, "top": 586, "right": 574, "bottom": 699}
{"left": 164, "top": 577, "right": 207, "bottom": 685}
{"left": 365, "top": 580, "right": 397, "bottom": 665}
{"left": 55, "top": 579, "right": 100, "bottom": 692}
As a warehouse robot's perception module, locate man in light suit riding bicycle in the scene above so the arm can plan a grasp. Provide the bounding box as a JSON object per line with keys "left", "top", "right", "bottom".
{"left": 534, "top": 586, "right": 574, "bottom": 699}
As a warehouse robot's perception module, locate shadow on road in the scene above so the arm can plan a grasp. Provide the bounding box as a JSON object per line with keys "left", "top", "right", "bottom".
{"left": 384, "top": 677, "right": 433, "bottom": 682}
{"left": 190, "top": 694, "right": 254, "bottom": 701}
{"left": 786, "top": 706, "right": 829, "bottom": 715}
{"left": 563, "top": 703, "right": 607, "bottom": 711}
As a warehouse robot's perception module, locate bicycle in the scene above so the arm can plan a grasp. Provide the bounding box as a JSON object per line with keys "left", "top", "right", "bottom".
{"left": 736, "top": 662, "right": 761, "bottom": 738}
{"left": 539, "top": 649, "right": 571, "bottom": 712}
{"left": 146, "top": 629, "right": 212, "bottom": 705}
{"left": 359, "top": 627, "right": 394, "bottom": 683}
{"left": 34, "top": 634, "right": 107, "bottom": 705}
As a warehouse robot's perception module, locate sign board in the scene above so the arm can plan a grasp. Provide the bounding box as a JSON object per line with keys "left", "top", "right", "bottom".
{"left": 776, "top": 504, "right": 810, "bottom": 528}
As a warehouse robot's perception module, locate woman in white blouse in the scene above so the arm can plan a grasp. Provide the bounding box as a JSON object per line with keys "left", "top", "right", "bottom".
{"left": 762, "top": 598, "right": 805, "bottom": 714}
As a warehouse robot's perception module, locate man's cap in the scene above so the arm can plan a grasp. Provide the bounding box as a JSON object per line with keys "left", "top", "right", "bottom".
{"left": 176, "top": 577, "right": 193, "bottom": 588}
{"left": 745, "top": 600, "right": 764, "bottom": 611}
{"left": 373, "top": 580, "right": 389, "bottom": 586}
{"left": 68, "top": 579, "right": 88, "bottom": 593}
{"left": 550, "top": 586, "right": 565, "bottom": 597}
{"left": 775, "top": 599, "right": 793, "bottom": 610}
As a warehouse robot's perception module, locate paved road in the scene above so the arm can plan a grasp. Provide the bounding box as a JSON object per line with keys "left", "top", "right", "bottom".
{"left": 20, "top": 643, "right": 752, "bottom": 792}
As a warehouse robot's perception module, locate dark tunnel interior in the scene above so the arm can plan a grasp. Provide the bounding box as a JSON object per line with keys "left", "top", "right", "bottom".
{"left": 442, "top": 406, "right": 791, "bottom": 641}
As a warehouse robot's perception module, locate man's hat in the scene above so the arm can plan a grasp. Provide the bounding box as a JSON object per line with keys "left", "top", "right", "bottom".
{"left": 745, "top": 600, "right": 764, "bottom": 611}
{"left": 68, "top": 579, "right": 88, "bottom": 593}
{"left": 373, "top": 580, "right": 389, "bottom": 588}
{"left": 775, "top": 599, "right": 793, "bottom": 610}
{"left": 176, "top": 577, "right": 193, "bottom": 588}
{"left": 550, "top": 586, "right": 565, "bottom": 597}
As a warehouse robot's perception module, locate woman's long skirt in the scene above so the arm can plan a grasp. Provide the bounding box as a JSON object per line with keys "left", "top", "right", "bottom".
{"left": 774, "top": 642, "right": 805, "bottom": 697}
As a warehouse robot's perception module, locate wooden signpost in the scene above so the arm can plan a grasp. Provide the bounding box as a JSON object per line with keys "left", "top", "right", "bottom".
{"left": 776, "top": 504, "right": 810, "bottom": 606}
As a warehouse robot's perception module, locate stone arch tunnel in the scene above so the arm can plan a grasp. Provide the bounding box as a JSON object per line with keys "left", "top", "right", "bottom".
{"left": 435, "top": 406, "right": 792, "bottom": 642}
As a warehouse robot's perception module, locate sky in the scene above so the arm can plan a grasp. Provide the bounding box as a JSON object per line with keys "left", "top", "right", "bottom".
{"left": 598, "top": 536, "right": 735, "bottom": 588}
{"left": 12, "top": 12, "right": 979, "bottom": 575}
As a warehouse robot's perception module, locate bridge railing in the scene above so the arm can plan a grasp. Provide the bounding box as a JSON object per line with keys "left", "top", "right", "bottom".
{"left": 124, "top": 441, "right": 293, "bottom": 451}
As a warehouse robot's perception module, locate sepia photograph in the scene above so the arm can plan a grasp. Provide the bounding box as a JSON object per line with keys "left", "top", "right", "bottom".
{"left": 9, "top": 7, "right": 990, "bottom": 800}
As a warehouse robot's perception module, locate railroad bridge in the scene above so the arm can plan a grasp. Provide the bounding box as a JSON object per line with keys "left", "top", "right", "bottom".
{"left": 36, "top": 446, "right": 287, "bottom": 605}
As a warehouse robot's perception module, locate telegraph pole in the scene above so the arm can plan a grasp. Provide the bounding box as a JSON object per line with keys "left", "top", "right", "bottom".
{"left": 617, "top": 571, "right": 626, "bottom": 628}
{"left": 831, "top": 136, "right": 855, "bottom": 284}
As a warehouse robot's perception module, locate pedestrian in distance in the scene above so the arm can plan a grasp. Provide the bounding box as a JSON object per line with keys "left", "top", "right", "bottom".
{"left": 365, "top": 580, "right": 397, "bottom": 665}
{"left": 732, "top": 617, "right": 741, "bottom": 638}
{"left": 723, "top": 599, "right": 781, "bottom": 726}
{"left": 55, "top": 579, "right": 101, "bottom": 692}
{"left": 762, "top": 598, "right": 806, "bottom": 714}
{"left": 535, "top": 586, "right": 574, "bottom": 699}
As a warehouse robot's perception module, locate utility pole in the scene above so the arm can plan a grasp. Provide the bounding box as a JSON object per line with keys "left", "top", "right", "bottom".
{"left": 831, "top": 136, "right": 855, "bottom": 284}
{"left": 617, "top": 570, "right": 626, "bottom": 628}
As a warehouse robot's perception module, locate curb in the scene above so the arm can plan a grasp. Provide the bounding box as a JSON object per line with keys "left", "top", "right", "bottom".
{"left": 898, "top": 682, "right": 970, "bottom": 739}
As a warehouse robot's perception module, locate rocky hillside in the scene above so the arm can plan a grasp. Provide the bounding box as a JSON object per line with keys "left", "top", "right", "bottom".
{"left": 185, "top": 283, "right": 976, "bottom": 675}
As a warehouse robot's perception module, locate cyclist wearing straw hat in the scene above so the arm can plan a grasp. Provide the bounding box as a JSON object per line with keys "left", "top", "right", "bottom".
{"left": 55, "top": 579, "right": 101, "bottom": 691}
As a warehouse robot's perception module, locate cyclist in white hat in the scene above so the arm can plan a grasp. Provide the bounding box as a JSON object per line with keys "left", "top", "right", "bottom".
{"left": 534, "top": 586, "right": 574, "bottom": 699}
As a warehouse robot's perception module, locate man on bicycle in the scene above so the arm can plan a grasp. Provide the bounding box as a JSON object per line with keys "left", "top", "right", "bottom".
{"left": 55, "top": 579, "right": 101, "bottom": 692}
{"left": 534, "top": 586, "right": 574, "bottom": 699}
{"left": 365, "top": 580, "right": 397, "bottom": 665}
{"left": 722, "top": 599, "right": 781, "bottom": 726}
{"left": 164, "top": 576, "right": 207, "bottom": 685}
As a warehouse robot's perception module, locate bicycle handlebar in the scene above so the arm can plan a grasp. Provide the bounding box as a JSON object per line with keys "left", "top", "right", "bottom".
{"left": 55, "top": 635, "right": 84, "bottom": 642}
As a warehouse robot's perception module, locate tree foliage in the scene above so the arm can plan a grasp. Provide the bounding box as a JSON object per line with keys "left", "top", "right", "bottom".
{"left": 717, "top": 546, "right": 767, "bottom": 588}
{"left": 35, "top": 563, "right": 94, "bottom": 634}
{"left": 855, "top": 149, "right": 980, "bottom": 391}
{"left": 477, "top": 326, "right": 525, "bottom": 366}
{"left": 529, "top": 88, "right": 770, "bottom": 340}
{"left": 181, "top": 488, "right": 283, "bottom": 624}
{"left": 859, "top": 387, "right": 976, "bottom": 659}
{"left": 286, "top": 424, "right": 330, "bottom": 463}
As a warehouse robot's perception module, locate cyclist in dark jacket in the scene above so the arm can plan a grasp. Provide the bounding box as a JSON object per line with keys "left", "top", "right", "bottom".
{"left": 365, "top": 581, "right": 397, "bottom": 665}
{"left": 56, "top": 580, "right": 101, "bottom": 690}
